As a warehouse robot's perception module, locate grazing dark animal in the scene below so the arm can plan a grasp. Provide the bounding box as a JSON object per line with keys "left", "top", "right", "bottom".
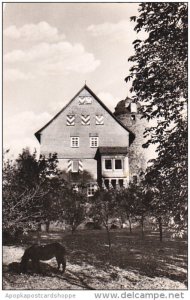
{"left": 8, "top": 262, "right": 22, "bottom": 274}
{"left": 20, "top": 242, "right": 66, "bottom": 273}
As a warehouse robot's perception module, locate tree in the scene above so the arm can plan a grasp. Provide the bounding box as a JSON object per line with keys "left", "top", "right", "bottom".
{"left": 57, "top": 187, "right": 87, "bottom": 234}
{"left": 127, "top": 3, "right": 187, "bottom": 135}
{"left": 143, "top": 171, "right": 168, "bottom": 242}
{"left": 144, "top": 132, "right": 187, "bottom": 238}
{"left": 90, "top": 189, "right": 118, "bottom": 260}
{"left": 116, "top": 184, "right": 137, "bottom": 233}
{"left": 132, "top": 182, "right": 151, "bottom": 239}
{"left": 126, "top": 3, "right": 187, "bottom": 234}
{"left": 2, "top": 149, "right": 60, "bottom": 239}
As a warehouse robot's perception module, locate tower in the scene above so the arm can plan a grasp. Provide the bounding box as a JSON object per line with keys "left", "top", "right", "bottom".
{"left": 114, "top": 97, "right": 150, "bottom": 182}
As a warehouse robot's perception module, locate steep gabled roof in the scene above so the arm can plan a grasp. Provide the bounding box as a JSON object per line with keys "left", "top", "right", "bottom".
{"left": 35, "top": 84, "right": 135, "bottom": 144}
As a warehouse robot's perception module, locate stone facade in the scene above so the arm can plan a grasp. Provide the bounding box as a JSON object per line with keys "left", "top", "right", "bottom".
{"left": 35, "top": 85, "right": 135, "bottom": 194}
{"left": 114, "top": 97, "right": 150, "bottom": 181}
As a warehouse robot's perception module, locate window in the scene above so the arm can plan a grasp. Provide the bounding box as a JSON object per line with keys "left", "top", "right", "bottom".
{"left": 87, "top": 184, "right": 97, "bottom": 197}
{"left": 72, "top": 184, "right": 79, "bottom": 192}
{"left": 118, "top": 179, "right": 124, "bottom": 187}
{"left": 90, "top": 137, "right": 99, "bottom": 148}
{"left": 104, "top": 179, "right": 109, "bottom": 189}
{"left": 72, "top": 161, "right": 79, "bottom": 172}
{"left": 105, "top": 159, "right": 123, "bottom": 170}
{"left": 115, "top": 159, "right": 122, "bottom": 170}
{"left": 71, "top": 137, "right": 79, "bottom": 148}
{"left": 111, "top": 179, "right": 116, "bottom": 189}
{"left": 103, "top": 179, "right": 124, "bottom": 190}
{"left": 105, "top": 159, "right": 112, "bottom": 170}
{"left": 131, "top": 114, "right": 136, "bottom": 121}
{"left": 130, "top": 103, "right": 137, "bottom": 113}
{"left": 68, "top": 159, "right": 83, "bottom": 173}
{"left": 68, "top": 160, "right": 79, "bottom": 173}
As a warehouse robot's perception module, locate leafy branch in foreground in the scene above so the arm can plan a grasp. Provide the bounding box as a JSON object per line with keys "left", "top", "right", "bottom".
{"left": 126, "top": 3, "right": 187, "bottom": 234}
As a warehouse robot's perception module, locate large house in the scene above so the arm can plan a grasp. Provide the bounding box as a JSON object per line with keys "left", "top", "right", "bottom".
{"left": 35, "top": 84, "right": 136, "bottom": 196}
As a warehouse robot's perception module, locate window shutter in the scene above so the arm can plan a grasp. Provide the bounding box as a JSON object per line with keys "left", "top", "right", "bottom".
{"left": 79, "top": 160, "right": 83, "bottom": 172}
{"left": 81, "top": 115, "right": 90, "bottom": 125}
{"left": 67, "top": 160, "right": 72, "bottom": 172}
{"left": 79, "top": 96, "right": 92, "bottom": 105}
{"left": 96, "top": 115, "right": 104, "bottom": 125}
{"left": 67, "top": 115, "right": 75, "bottom": 126}
{"left": 67, "top": 160, "right": 83, "bottom": 173}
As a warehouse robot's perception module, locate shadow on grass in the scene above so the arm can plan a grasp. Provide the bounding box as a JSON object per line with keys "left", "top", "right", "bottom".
{"left": 3, "top": 261, "right": 95, "bottom": 290}
{"left": 4, "top": 229, "right": 188, "bottom": 286}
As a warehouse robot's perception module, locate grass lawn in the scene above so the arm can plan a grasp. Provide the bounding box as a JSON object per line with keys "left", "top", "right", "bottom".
{"left": 2, "top": 228, "right": 187, "bottom": 290}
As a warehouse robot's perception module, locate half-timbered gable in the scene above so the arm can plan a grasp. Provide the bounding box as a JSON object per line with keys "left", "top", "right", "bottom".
{"left": 35, "top": 85, "right": 135, "bottom": 194}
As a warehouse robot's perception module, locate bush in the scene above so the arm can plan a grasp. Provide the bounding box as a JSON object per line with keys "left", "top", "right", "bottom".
{"left": 85, "top": 221, "right": 102, "bottom": 230}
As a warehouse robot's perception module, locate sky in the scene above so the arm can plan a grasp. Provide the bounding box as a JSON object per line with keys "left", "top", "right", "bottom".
{"left": 3, "top": 2, "right": 147, "bottom": 159}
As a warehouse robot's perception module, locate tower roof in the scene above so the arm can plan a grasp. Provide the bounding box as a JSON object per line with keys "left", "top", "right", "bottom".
{"left": 114, "top": 97, "right": 140, "bottom": 116}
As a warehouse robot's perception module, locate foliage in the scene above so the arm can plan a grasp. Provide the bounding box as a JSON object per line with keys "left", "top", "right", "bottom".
{"left": 57, "top": 187, "right": 88, "bottom": 233}
{"left": 91, "top": 189, "right": 118, "bottom": 229}
{"left": 2, "top": 149, "right": 60, "bottom": 237}
{"left": 144, "top": 128, "right": 188, "bottom": 234}
{"left": 126, "top": 3, "right": 187, "bottom": 135}
{"left": 89, "top": 189, "right": 118, "bottom": 255}
{"left": 126, "top": 3, "right": 187, "bottom": 234}
{"left": 116, "top": 184, "right": 138, "bottom": 232}
{"left": 117, "top": 182, "right": 150, "bottom": 237}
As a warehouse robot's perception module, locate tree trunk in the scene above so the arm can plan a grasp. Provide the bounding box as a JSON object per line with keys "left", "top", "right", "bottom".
{"left": 37, "top": 223, "right": 41, "bottom": 231}
{"left": 105, "top": 226, "right": 112, "bottom": 263}
{"left": 120, "top": 215, "right": 125, "bottom": 229}
{"left": 37, "top": 230, "right": 41, "bottom": 245}
{"left": 141, "top": 216, "right": 144, "bottom": 239}
{"left": 158, "top": 217, "right": 163, "bottom": 242}
{"left": 71, "top": 225, "right": 76, "bottom": 234}
{"left": 45, "top": 220, "right": 50, "bottom": 232}
{"left": 36, "top": 223, "right": 41, "bottom": 245}
{"left": 129, "top": 217, "right": 132, "bottom": 233}
{"left": 119, "top": 218, "right": 123, "bottom": 229}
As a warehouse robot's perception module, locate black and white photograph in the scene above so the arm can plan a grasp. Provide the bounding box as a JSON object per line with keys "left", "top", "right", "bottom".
{"left": 2, "top": 1, "right": 188, "bottom": 293}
